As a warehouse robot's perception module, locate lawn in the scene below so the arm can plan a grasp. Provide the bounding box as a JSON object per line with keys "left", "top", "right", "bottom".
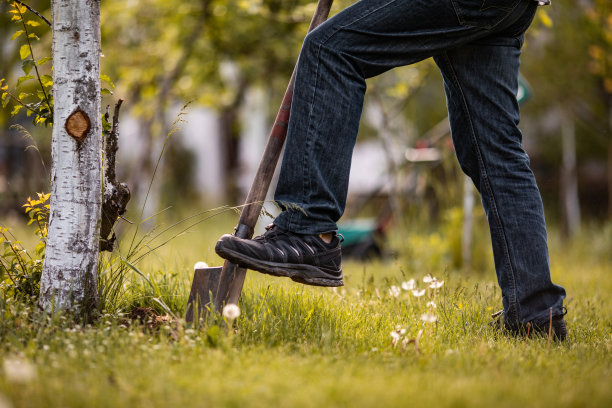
{"left": 1, "top": 211, "right": 611, "bottom": 407}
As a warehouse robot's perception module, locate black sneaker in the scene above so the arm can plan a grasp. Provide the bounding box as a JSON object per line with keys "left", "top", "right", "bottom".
{"left": 528, "top": 314, "right": 568, "bottom": 342}
{"left": 215, "top": 224, "right": 344, "bottom": 287}
{"left": 490, "top": 309, "right": 568, "bottom": 342}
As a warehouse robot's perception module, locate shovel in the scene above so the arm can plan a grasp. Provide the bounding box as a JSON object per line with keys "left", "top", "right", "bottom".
{"left": 186, "top": 0, "right": 334, "bottom": 323}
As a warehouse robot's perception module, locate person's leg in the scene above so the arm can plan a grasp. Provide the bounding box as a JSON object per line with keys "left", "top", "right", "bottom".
{"left": 273, "top": 0, "right": 532, "bottom": 234}
{"left": 433, "top": 24, "right": 566, "bottom": 330}
{"left": 217, "top": 0, "right": 553, "bottom": 290}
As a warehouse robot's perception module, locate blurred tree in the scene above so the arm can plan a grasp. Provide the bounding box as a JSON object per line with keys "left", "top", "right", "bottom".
{"left": 0, "top": 0, "right": 51, "bottom": 213}
{"left": 521, "top": 1, "right": 612, "bottom": 228}
{"left": 583, "top": 0, "right": 612, "bottom": 218}
{"left": 98, "top": 0, "right": 351, "bottom": 209}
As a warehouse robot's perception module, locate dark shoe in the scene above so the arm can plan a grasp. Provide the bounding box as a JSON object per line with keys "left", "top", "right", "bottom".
{"left": 490, "top": 308, "right": 568, "bottom": 342}
{"left": 528, "top": 314, "right": 568, "bottom": 342}
{"left": 215, "top": 224, "right": 344, "bottom": 287}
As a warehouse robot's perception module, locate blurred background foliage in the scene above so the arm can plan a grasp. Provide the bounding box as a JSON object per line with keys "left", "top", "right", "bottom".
{"left": 0, "top": 0, "right": 610, "bottom": 245}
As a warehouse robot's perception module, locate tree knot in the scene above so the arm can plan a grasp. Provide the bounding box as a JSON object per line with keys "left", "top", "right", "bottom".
{"left": 65, "top": 108, "right": 91, "bottom": 142}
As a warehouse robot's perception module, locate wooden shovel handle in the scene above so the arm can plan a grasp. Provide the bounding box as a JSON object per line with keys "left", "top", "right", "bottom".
{"left": 215, "top": 0, "right": 334, "bottom": 310}
{"left": 236, "top": 0, "right": 334, "bottom": 236}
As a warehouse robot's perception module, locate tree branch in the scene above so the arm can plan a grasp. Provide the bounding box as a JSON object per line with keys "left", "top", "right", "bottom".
{"left": 100, "top": 98, "right": 130, "bottom": 252}
{"left": 16, "top": 4, "right": 53, "bottom": 118}
{"left": 13, "top": 0, "right": 51, "bottom": 26}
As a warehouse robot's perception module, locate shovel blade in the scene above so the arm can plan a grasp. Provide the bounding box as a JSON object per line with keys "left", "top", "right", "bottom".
{"left": 185, "top": 266, "right": 222, "bottom": 324}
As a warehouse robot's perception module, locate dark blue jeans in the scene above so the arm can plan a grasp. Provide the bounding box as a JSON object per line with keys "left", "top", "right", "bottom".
{"left": 273, "top": 0, "right": 565, "bottom": 327}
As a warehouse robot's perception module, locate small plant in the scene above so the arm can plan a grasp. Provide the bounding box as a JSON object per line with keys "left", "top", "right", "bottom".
{"left": 0, "top": 193, "right": 49, "bottom": 302}
{"left": 387, "top": 273, "right": 445, "bottom": 353}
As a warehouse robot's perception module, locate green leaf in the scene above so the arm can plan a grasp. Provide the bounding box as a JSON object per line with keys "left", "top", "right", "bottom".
{"left": 37, "top": 57, "right": 52, "bottom": 66}
{"left": 11, "top": 104, "right": 23, "bottom": 116}
{"left": 22, "top": 59, "right": 35, "bottom": 75}
{"left": 19, "top": 44, "right": 31, "bottom": 60}
{"left": 17, "top": 75, "right": 34, "bottom": 86}
{"left": 101, "top": 88, "right": 113, "bottom": 95}
{"left": 100, "top": 74, "right": 115, "bottom": 89}
{"left": 10, "top": 30, "right": 24, "bottom": 41}
{"left": 26, "top": 20, "right": 41, "bottom": 27}
{"left": 40, "top": 75, "right": 53, "bottom": 88}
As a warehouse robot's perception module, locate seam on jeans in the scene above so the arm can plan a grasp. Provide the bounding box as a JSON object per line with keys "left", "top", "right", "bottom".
{"left": 504, "top": 3, "right": 537, "bottom": 38}
{"left": 440, "top": 51, "right": 521, "bottom": 323}
{"left": 451, "top": 0, "right": 523, "bottom": 30}
{"left": 490, "top": 0, "right": 527, "bottom": 30}
{"left": 312, "top": 0, "right": 403, "bottom": 49}
{"left": 299, "top": 24, "right": 327, "bottom": 234}
{"left": 334, "top": 0, "right": 403, "bottom": 33}
{"left": 480, "top": 0, "right": 515, "bottom": 12}
{"left": 296, "top": 1, "right": 402, "bottom": 233}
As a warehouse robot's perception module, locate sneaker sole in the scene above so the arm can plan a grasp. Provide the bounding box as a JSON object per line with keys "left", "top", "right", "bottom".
{"left": 215, "top": 244, "right": 344, "bottom": 287}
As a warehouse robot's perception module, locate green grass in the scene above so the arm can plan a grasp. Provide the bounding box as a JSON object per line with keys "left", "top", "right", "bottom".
{"left": 1, "top": 214, "right": 611, "bottom": 408}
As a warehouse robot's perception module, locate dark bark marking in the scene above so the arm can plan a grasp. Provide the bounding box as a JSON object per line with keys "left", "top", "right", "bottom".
{"left": 100, "top": 99, "right": 130, "bottom": 252}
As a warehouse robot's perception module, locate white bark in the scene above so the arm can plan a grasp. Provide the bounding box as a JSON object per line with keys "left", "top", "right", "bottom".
{"left": 39, "top": 0, "right": 102, "bottom": 312}
{"left": 560, "top": 108, "right": 580, "bottom": 238}
{"left": 461, "top": 175, "right": 474, "bottom": 269}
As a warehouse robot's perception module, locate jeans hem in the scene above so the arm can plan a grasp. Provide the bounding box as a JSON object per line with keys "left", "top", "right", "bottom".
{"left": 527, "top": 307, "right": 566, "bottom": 326}
{"left": 273, "top": 211, "right": 338, "bottom": 235}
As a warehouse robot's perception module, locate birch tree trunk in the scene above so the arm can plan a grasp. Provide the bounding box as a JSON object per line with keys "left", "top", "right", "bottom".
{"left": 39, "top": 0, "right": 102, "bottom": 313}
{"left": 560, "top": 107, "right": 580, "bottom": 239}
{"left": 461, "top": 175, "right": 474, "bottom": 269}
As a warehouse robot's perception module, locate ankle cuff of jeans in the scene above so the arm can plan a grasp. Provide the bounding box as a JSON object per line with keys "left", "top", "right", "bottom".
{"left": 274, "top": 212, "right": 337, "bottom": 235}
{"left": 528, "top": 307, "right": 567, "bottom": 327}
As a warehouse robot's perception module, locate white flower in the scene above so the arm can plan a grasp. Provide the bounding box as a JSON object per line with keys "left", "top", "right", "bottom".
{"left": 389, "top": 286, "right": 401, "bottom": 297}
{"left": 429, "top": 280, "right": 444, "bottom": 289}
{"left": 390, "top": 328, "right": 405, "bottom": 347}
{"left": 423, "top": 274, "right": 434, "bottom": 283}
{"left": 194, "top": 261, "right": 208, "bottom": 270}
{"left": 412, "top": 289, "right": 426, "bottom": 297}
{"left": 222, "top": 304, "right": 240, "bottom": 320}
{"left": 427, "top": 301, "right": 437, "bottom": 309}
{"left": 401, "top": 279, "right": 416, "bottom": 291}
{"left": 420, "top": 313, "right": 437, "bottom": 323}
{"left": 3, "top": 358, "right": 37, "bottom": 383}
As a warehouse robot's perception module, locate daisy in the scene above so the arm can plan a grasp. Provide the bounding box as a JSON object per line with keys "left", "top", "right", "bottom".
{"left": 401, "top": 279, "right": 416, "bottom": 291}
{"left": 420, "top": 313, "right": 437, "bottom": 323}
{"left": 412, "top": 289, "right": 426, "bottom": 297}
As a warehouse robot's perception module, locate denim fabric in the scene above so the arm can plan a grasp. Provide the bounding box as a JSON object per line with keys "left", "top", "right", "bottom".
{"left": 273, "top": 0, "right": 565, "bottom": 326}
